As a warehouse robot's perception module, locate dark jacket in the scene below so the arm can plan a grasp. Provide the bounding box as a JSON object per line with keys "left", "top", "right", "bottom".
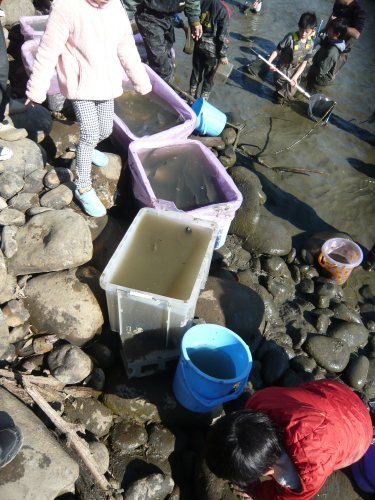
{"left": 140, "top": 0, "right": 200, "bottom": 23}
{"left": 331, "top": 0, "right": 365, "bottom": 50}
{"left": 196, "top": 0, "right": 230, "bottom": 58}
{"left": 308, "top": 38, "right": 346, "bottom": 85}
{"left": 246, "top": 380, "right": 373, "bottom": 500}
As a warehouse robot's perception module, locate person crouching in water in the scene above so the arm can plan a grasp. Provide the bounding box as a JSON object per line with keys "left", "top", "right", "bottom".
{"left": 25, "top": 0, "right": 152, "bottom": 217}
{"left": 267, "top": 12, "right": 317, "bottom": 104}
{"left": 205, "top": 380, "right": 373, "bottom": 499}
{"left": 189, "top": 0, "right": 230, "bottom": 101}
{"left": 307, "top": 18, "right": 347, "bottom": 91}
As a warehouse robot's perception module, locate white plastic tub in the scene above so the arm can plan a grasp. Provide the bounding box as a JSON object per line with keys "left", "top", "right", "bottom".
{"left": 20, "top": 15, "right": 48, "bottom": 41}
{"left": 128, "top": 139, "right": 243, "bottom": 248}
{"left": 100, "top": 208, "right": 217, "bottom": 377}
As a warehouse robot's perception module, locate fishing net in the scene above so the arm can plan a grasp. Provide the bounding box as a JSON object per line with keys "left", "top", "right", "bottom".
{"left": 308, "top": 93, "right": 336, "bottom": 122}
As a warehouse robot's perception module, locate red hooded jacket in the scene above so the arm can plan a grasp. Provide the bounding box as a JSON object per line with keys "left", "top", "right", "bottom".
{"left": 245, "top": 380, "right": 373, "bottom": 499}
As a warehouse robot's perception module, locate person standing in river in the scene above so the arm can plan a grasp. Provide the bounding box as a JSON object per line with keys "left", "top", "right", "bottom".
{"left": 25, "top": 0, "right": 152, "bottom": 217}
{"left": 135, "top": 0, "right": 203, "bottom": 84}
{"left": 324, "top": 0, "right": 365, "bottom": 77}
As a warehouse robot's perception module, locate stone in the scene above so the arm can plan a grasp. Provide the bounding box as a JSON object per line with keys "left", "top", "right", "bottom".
{"left": 124, "top": 474, "right": 174, "bottom": 500}
{"left": 219, "top": 154, "right": 236, "bottom": 169}
{"left": 229, "top": 167, "right": 261, "bottom": 238}
{"left": 20, "top": 354, "right": 45, "bottom": 373}
{"left": 242, "top": 207, "right": 293, "bottom": 256}
{"left": 23, "top": 169, "right": 46, "bottom": 194}
{"left": 83, "top": 366, "right": 106, "bottom": 391}
{"left": 10, "top": 99, "right": 52, "bottom": 143}
{"left": 286, "top": 248, "right": 296, "bottom": 265}
{"left": 0, "top": 225, "right": 18, "bottom": 258}
{"left": 196, "top": 276, "right": 265, "bottom": 352}
{"left": 290, "top": 265, "right": 301, "bottom": 284}
{"left": 40, "top": 185, "right": 73, "bottom": 210}
{"left": 44, "top": 168, "right": 74, "bottom": 189}
{"left": 8, "top": 210, "right": 93, "bottom": 276}
{"left": 332, "top": 303, "right": 362, "bottom": 324}
{"left": 48, "top": 343, "right": 93, "bottom": 384}
{"left": 146, "top": 424, "right": 176, "bottom": 461}
{"left": 221, "top": 127, "right": 237, "bottom": 146}
{"left": 360, "top": 303, "right": 375, "bottom": 323}
{"left": 0, "top": 138, "right": 44, "bottom": 178}
{"left": 290, "top": 354, "right": 317, "bottom": 373}
{"left": 8, "top": 193, "right": 37, "bottom": 213}
{"left": 301, "top": 231, "right": 353, "bottom": 259}
{"left": 63, "top": 397, "right": 113, "bottom": 438}
{"left": 363, "top": 359, "right": 375, "bottom": 401}
{"left": 85, "top": 342, "right": 116, "bottom": 372}
{"left": 0, "top": 197, "right": 7, "bottom": 210}
{"left": 0, "top": 208, "right": 25, "bottom": 227}
{"left": 1, "top": 300, "right": 30, "bottom": 328}
{"left": 316, "top": 281, "right": 339, "bottom": 299}
{"left": 344, "top": 355, "right": 369, "bottom": 390}
{"left": 0, "top": 274, "right": 17, "bottom": 305}
{"left": 88, "top": 441, "right": 109, "bottom": 475}
{"left": 2, "top": 0, "right": 36, "bottom": 27}
{"left": 0, "top": 387, "right": 79, "bottom": 500}
{"left": 330, "top": 322, "right": 369, "bottom": 351}
{"left": 26, "top": 207, "right": 53, "bottom": 217}
{"left": 25, "top": 269, "right": 104, "bottom": 346}
{"left": 263, "top": 256, "right": 291, "bottom": 279}
{"left": 303, "top": 335, "right": 350, "bottom": 373}
{"left": 0, "top": 310, "right": 10, "bottom": 359}
{"left": 110, "top": 421, "right": 148, "bottom": 454}
{"left": 266, "top": 276, "right": 295, "bottom": 305}
{"left": 300, "top": 249, "right": 315, "bottom": 265}
{"left": 8, "top": 323, "right": 29, "bottom": 344}
{"left": 0, "top": 250, "right": 7, "bottom": 292}
{"left": 0, "top": 172, "right": 24, "bottom": 200}
{"left": 43, "top": 119, "right": 80, "bottom": 159}
{"left": 86, "top": 153, "right": 123, "bottom": 210}
{"left": 261, "top": 345, "right": 290, "bottom": 384}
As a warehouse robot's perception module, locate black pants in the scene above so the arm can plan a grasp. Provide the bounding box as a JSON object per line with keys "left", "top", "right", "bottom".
{"left": 190, "top": 46, "right": 217, "bottom": 95}
{"left": 0, "top": 26, "right": 9, "bottom": 122}
{"left": 135, "top": 7, "right": 175, "bottom": 83}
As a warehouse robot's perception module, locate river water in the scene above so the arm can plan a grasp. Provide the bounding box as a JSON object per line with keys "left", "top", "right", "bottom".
{"left": 173, "top": 0, "right": 375, "bottom": 252}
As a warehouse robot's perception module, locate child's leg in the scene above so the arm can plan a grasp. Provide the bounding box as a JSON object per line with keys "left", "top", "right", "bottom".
{"left": 190, "top": 47, "right": 204, "bottom": 97}
{"left": 95, "top": 99, "right": 114, "bottom": 142}
{"left": 201, "top": 56, "right": 218, "bottom": 98}
{"left": 72, "top": 100, "right": 99, "bottom": 191}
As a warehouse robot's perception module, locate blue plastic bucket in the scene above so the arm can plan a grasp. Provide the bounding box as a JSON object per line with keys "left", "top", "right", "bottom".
{"left": 173, "top": 324, "right": 252, "bottom": 413}
{"left": 192, "top": 98, "right": 227, "bottom": 136}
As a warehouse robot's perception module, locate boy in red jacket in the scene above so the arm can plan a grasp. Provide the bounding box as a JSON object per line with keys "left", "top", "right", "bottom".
{"left": 205, "top": 380, "right": 373, "bottom": 499}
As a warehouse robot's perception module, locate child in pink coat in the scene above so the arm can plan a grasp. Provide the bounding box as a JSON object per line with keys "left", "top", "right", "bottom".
{"left": 26, "top": 0, "right": 152, "bottom": 216}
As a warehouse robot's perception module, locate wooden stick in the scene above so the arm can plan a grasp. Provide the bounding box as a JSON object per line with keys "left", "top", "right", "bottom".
{"left": 22, "top": 378, "right": 114, "bottom": 496}
{"left": 0, "top": 369, "right": 65, "bottom": 389}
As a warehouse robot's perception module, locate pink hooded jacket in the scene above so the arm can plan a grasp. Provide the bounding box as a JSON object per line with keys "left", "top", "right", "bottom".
{"left": 26, "top": 0, "right": 152, "bottom": 103}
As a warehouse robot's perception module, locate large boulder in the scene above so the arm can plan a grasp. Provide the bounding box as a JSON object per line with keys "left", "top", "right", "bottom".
{"left": 0, "top": 387, "right": 79, "bottom": 500}
{"left": 10, "top": 100, "right": 52, "bottom": 143}
{"left": 0, "top": 138, "right": 44, "bottom": 177}
{"left": 8, "top": 209, "right": 92, "bottom": 275}
{"left": 195, "top": 276, "right": 265, "bottom": 352}
{"left": 303, "top": 335, "right": 350, "bottom": 373}
{"left": 2, "top": 0, "right": 35, "bottom": 27}
{"left": 25, "top": 269, "right": 104, "bottom": 346}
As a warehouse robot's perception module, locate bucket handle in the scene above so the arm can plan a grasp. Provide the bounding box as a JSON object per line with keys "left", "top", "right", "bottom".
{"left": 180, "top": 362, "right": 249, "bottom": 408}
{"left": 318, "top": 252, "right": 330, "bottom": 269}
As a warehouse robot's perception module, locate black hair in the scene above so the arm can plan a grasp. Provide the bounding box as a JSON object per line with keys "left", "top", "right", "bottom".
{"left": 298, "top": 12, "right": 318, "bottom": 30}
{"left": 205, "top": 410, "right": 283, "bottom": 491}
{"left": 329, "top": 17, "right": 348, "bottom": 39}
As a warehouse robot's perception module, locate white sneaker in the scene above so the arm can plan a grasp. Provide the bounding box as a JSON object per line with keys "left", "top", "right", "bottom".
{"left": 0, "top": 146, "right": 13, "bottom": 161}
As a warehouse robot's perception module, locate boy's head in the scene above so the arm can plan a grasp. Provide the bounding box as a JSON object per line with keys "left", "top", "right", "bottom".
{"left": 298, "top": 12, "right": 318, "bottom": 40}
{"left": 327, "top": 18, "right": 348, "bottom": 39}
{"left": 205, "top": 410, "right": 283, "bottom": 490}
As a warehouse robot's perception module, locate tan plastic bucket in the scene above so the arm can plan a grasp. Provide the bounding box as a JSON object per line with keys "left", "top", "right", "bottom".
{"left": 318, "top": 238, "right": 363, "bottom": 285}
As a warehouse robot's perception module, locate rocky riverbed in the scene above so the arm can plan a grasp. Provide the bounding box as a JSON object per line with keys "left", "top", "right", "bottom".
{"left": 0, "top": 1, "right": 374, "bottom": 499}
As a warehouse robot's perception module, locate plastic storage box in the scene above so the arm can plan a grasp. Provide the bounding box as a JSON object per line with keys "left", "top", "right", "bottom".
{"left": 128, "top": 139, "right": 243, "bottom": 248}
{"left": 112, "top": 64, "right": 196, "bottom": 147}
{"left": 20, "top": 15, "right": 48, "bottom": 41}
{"left": 100, "top": 208, "right": 217, "bottom": 377}
{"left": 21, "top": 39, "right": 60, "bottom": 95}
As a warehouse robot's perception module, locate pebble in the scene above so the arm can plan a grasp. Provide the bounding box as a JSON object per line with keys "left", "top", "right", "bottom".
{"left": 344, "top": 355, "right": 369, "bottom": 390}
{"left": 48, "top": 343, "right": 93, "bottom": 384}
{"left": 286, "top": 248, "right": 296, "bottom": 265}
{"left": 290, "top": 265, "right": 301, "bottom": 284}
{"left": 0, "top": 208, "right": 25, "bottom": 226}
{"left": 85, "top": 342, "right": 115, "bottom": 372}
{"left": 330, "top": 322, "right": 369, "bottom": 351}
{"left": 316, "top": 281, "right": 338, "bottom": 298}
{"left": 0, "top": 172, "right": 24, "bottom": 200}
{"left": 332, "top": 303, "right": 362, "bottom": 324}
{"left": 300, "top": 248, "right": 315, "bottom": 265}
{"left": 146, "top": 424, "right": 176, "bottom": 461}
{"left": 40, "top": 184, "right": 73, "bottom": 210}
{"left": 23, "top": 169, "right": 46, "bottom": 193}
{"left": 111, "top": 420, "right": 148, "bottom": 454}
{"left": 2, "top": 300, "right": 30, "bottom": 328}
{"left": 26, "top": 206, "right": 54, "bottom": 217}
{"left": 366, "top": 321, "right": 375, "bottom": 333}
{"left": 303, "top": 266, "right": 320, "bottom": 279}
{"left": 0, "top": 225, "right": 18, "bottom": 258}
{"left": 8, "top": 323, "right": 29, "bottom": 344}
{"left": 8, "top": 192, "right": 39, "bottom": 212}
{"left": 124, "top": 474, "right": 174, "bottom": 500}
{"left": 221, "top": 127, "right": 237, "bottom": 146}
{"left": 316, "top": 294, "right": 331, "bottom": 309}
{"left": 219, "top": 154, "right": 236, "bottom": 168}
{"left": 304, "top": 335, "right": 350, "bottom": 372}
{"left": 63, "top": 397, "right": 113, "bottom": 437}
{"left": 0, "top": 197, "right": 7, "bottom": 210}
{"left": 291, "top": 354, "right": 317, "bottom": 373}
{"left": 44, "top": 168, "right": 74, "bottom": 189}
{"left": 88, "top": 441, "right": 110, "bottom": 475}
{"left": 299, "top": 278, "right": 314, "bottom": 294}
{"left": 83, "top": 367, "right": 105, "bottom": 391}
{"left": 263, "top": 256, "right": 291, "bottom": 279}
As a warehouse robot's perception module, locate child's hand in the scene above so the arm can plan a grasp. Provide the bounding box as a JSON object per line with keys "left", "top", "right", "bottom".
{"left": 25, "top": 99, "right": 36, "bottom": 107}
{"left": 191, "top": 24, "right": 203, "bottom": 41}
{"left": 220, "top": 57, "right": 229, "bottom": 65}
{"left": 290, "top": 77, "right": 297, "bottom": 87}
{"left": 269, "top": 64, "right": 277, "bottom": 72}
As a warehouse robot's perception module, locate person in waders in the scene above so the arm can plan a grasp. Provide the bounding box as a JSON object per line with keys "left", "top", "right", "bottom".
{"left": 267, "top": 12, "right": 317, "bottom": 104}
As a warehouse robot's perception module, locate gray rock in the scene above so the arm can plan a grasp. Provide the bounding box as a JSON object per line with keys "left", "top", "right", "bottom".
{"left": 0, "top": 310, "right": 10, "bottom": 359}
{"left": 0, "top": 138, "right": 44, "bottom": 178}
{"left": 0, "top": 208, "right": 25, "bottom": 227}
{"left": 330, "top": 322, "right": 368, "bottom": 350}
{"left": 0, "top": 172, "right": 24, "bottom": 200}
{"left": 286, "top": 248, "right": 296, "bottom": 265}
{"left": 23, "top": 169, "right": 46, "bottom": 194}
{"left": 45, "top": 119, "right": 80, "bottom": 159}
{"left": 0, "top": 386, "right": 79, "bottom": 500}
{"left": 8, "top": 193, "right": 39, "bottom": 212}
{"left": 44, "top": 168, "right": 74, "bottom": 189}
{"left": 8, "top": 210, "right": 92, "bottom": 275}
{"left": 344, "top": 355, "right": 369, "bottom": 390}
{"left": 221, "top": 127, "right": 237, "bottom": 146}
{"left": 301, "top": 231, "right": 353, "bottom": 258}
{"left": 85, "top": 342, "right": 115, "bottom": 372}
{"left": 83, "top": 367, "right": 105, "bottom": 391}
{"left": 229, "top": 167, "right": 261, "bottom": 237}
{"left": 88, "top": 441, "right": 109, "bottom": 475}
{"left": 263, "top": 256, "right": 291, "bottom": 279}
{"left": 10, "top": 99, "right": 52, "bottom": 143}
{"left": 332, "top": 303, "right": 362, "bottom": 324}
{"left": 303, "top": 266, "right": 320, "bottom": 279}
{"left": 125, "top": 473, "right": 174, "bottom": 500}
{"left": 146, "top": 424, "right": 176, "bottom": 461}
{"left": 87, "top": 153, "right": 123, "bottom": 210}
{"left": 300, "top": 248, "right": 315, "bottom": 265}
{"left": 111, "top": 420, "right": 148, "bottom": 454}
{"left": 40, "top": 185, "right": 73, "bottom": 210}
{"left": 8, "top": 323, "right": 29, "bottom": 344}
{"left": 219, "top": 155, "right": 236, "bottom": 168}
{"left": 290, "top": 354, "right": 317, "bottom": 373}
{"left": 261, "top": 346, "right": 289, "bottom": 384}
{"left": 0, "top": 225, "right": 18, "bottom": 258}
{"left": 48, "top": 344, "right": 93, "bottom": 384}
{"left": 2, "top": 300, "right": 30, "bottom": 328}
{"left": 26, "top": 206, "right": 53, "bottom": 217}
{"left": 290, "top": 265, "right": 301, "bottom": 284}
{"left": 196, "top": 276, "right": 265, "bottom": 352}
{"left": 304, "top": 335, "right": 350, "bottom": 372}
{"left": 266, "top": 276, "right": 295, "bottom": 305}
{"left": 0, "top": 273, "right": 17, "bottom": 305}
{"left": 363, "top": 359, "right": 375, "bottom": 402}
{"left": 0, "top": 197, "right": 7, "bottom": 210}
{"left": 2, "top": 0, "right": 35, "bottom": 26}
{"left": 63, "top": 397, "right": 113, "bottom": 438}
{"left": 0, "top": 250, "right": 7, "bottom": 292}
{"left": 25, "top": 269, "right": 104, "bottom": 346}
